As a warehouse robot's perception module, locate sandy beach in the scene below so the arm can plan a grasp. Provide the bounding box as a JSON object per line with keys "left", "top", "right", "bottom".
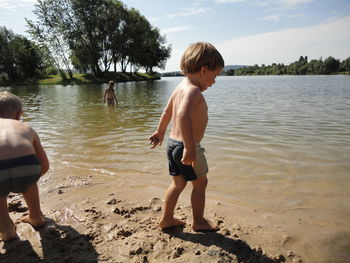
{"left": 1, "top": 169, "right": 306, "bottom": 263}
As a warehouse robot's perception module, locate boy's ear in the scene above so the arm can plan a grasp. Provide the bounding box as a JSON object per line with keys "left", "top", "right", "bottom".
{"left": 16, "top": 111, "right": 23, "bottom": 120}
{"left": 200, "top": 65, "right": 208, "bottom": 74}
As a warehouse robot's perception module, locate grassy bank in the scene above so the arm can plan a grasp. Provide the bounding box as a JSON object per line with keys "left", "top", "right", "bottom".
{"left": 0, "top": 72, "right": 160, "bottom": 86}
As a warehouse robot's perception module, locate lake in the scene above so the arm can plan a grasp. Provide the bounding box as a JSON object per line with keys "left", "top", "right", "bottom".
{"left": 1, "top": 75, "right": 350, "bottom": 260}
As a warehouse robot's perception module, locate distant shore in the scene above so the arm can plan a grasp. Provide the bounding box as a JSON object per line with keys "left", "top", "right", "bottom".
{"left": 0, "top": 72, "right": 160, "bottom": 86}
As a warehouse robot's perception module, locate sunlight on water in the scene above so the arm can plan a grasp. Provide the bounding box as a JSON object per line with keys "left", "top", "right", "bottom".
{"left": 2, "top": 75, "right": 350, "bottom": 229}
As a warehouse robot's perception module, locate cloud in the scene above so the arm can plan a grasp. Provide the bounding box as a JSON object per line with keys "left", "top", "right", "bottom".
{"left": 0, "top": 0, "right": 35, "bottom": 10}
{"left": 280, "top": 0, "right": 313, "bottom": 6}
{"left": 288, "top": 13, "right": 305, "bottom": 19}
{"left": 262, "top": 14, "right": 280, "bottom": 21}
{"left": 166, "top": 7, "right": 212, "bottom": 18}
{"left": 216, "top": 15, "right": 350, "bottom": 66}
{"left": 161, "top": 27, "right": 195, "bottom": 34}
{"left": 214, "top": 0, "right": 246, "bottom": 3}
{"left": 279, "top": 0, "right": 313, "bottom": 9}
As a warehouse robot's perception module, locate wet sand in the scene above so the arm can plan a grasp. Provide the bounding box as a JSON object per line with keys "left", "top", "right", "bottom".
{"left": 1, "top": 170, "right": 348, "bottom": 263}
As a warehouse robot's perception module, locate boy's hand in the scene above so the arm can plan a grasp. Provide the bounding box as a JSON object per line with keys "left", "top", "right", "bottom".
{"left": 149, "top": 132, "right": 163, "bottom": 149}
{"left": 181, "top": 148, "right": 196, "bottom": 167}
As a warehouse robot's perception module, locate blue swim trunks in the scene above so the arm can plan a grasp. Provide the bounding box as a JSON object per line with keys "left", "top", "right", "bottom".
{"left": 166, "top": 138, "right": 208, "bottom": 181}
{"left": 0, "top": 155, "right": 41, "bottom": 198}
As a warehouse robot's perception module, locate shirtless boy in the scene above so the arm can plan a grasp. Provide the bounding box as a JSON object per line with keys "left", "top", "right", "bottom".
{"left": 104, "top": 80, "right": 118, "bottom": 106}
{"left": 149, "top": 42, "right": 224, "bottom": 232}
{"left": 0, "top": 91, "right": 49, "bottom": 241}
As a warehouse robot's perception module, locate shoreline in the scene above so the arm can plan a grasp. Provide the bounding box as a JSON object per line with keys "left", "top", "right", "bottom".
{"left": 1, "top": 170, "right": 304, "bottom": 263}
{"left": 0, "top": 72, "right": 160, "bottom": 87}
{"left": 1, "top": 169, "right": 349, "bottom": 262}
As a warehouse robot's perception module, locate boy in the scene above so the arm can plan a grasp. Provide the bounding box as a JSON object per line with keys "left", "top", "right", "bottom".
{"left": 149, "top": 42, "right": 224, "bottom": 231}
{"left": 104, "top": 80, "right": 118, "bottom": 106}
{"left": 0, "top": 91, "right": 49, "bottom": 241}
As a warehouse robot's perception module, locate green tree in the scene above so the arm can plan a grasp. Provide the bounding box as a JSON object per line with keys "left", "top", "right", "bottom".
{"left": 323, "top": 56, "right": 340, "bottom": 74}
{"left": 26, "top": 0, "right": 74, "bottom": 79}
{"left": 0, "top": 27, "right": 17, "bottom": 80}
{"left": 0, "top": 26, "right": 46, "bottom": 81}
{"left": 27, "top": 0, "right": 170, "bottom": 76}
{"left": 340, "top": 57, "right": 350, "bottom": 72}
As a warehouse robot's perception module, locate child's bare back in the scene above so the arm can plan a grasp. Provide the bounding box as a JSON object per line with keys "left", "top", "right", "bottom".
{"left": 0, "top": 118, "right": 36, "bottom": 159}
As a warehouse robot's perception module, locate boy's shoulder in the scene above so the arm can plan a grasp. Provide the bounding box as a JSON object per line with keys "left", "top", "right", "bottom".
{"left": 0, "top": 118, "right": 33, "bottom": 131}
{"left": 177, "top": 78, "right": 201, "bottom": 91}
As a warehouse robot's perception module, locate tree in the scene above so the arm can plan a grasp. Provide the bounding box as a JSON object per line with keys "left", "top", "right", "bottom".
{"left": 0, "top": 26, "right": 47, "bottom": 81}
{"left": 323, "top": 56, "right": 340, "bottom": 74}
{"left": 340, "top": 57, "right": 350, "bottom": 72}
{"left": 27, "top": 0, "right": 171, "bottom": 76}
{"left": 0, "top": 27, "right": 17, "bottom": 80}
{"left": 26, "top": 0, "right": 74, "bottom": 79}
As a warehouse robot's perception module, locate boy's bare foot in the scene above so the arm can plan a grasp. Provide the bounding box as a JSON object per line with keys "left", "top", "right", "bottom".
{"left": 21, "top": 214, "right": 45, "bottom": 229}
{"left": 192, "top": 219, "right": 219, "bottom": 232}
{"left": 160, "top": 218, "right": 186, "bottom": 230}
{"left": 0, "top": 223, "right": 18, "bottom": 242}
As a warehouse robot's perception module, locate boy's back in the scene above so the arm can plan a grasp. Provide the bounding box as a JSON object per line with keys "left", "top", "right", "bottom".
{"left": 0, "top": 118, "right": 36, "bottom": 160}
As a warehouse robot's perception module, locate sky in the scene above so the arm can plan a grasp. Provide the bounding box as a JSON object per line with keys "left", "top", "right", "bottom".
{"left": 1, "top": 0, "right": 350, "bottom": 72}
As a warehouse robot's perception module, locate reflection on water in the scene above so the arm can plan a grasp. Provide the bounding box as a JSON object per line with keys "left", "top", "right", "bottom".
{"left": 1, "top": 75, "right": 350, "bottom": 227}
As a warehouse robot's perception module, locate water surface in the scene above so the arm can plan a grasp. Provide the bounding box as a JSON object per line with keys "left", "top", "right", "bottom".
{"left": 2, "top": 75, "right": 350, "bottom": 260}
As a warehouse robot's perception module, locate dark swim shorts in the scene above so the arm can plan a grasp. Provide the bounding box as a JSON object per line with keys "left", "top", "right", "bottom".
{"left": 0, "top": 155, "right": 41, "bottom": 198}
{"left": 166, "top": 138, "right": 208, "bottom": 181}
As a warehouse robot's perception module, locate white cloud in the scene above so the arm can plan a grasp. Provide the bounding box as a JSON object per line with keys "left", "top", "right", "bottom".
{"left": 214, "top": 0, "right": 246, "bottom": 3}
{"left": 161, "top": 15, "right": 350, "bottom": 72}
{"left": 216, "top": 16, "right": 350, "bottom": 66}
{"left": 280, "top": 0, "right": 313, "bottom": 6}
{"left": 161, "top": 26, "right": 195, "bottom": 34}
{"left": 262, "top": 14, "right": 280, "bottom": 21}
{"left": 167, "top": 7, "right": 212, "bottom": 18}
{"left": 288, "top": 13, "right": 305, "bottom": 19}
{"left": 279, "top": 0, "right": 313, "bottom": 9}
{"left": 0, "top": 0, "right": 35, "bottom": 10}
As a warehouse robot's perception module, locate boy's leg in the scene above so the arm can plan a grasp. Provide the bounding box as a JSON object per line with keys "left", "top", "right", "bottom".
{"left": 191, "top": 175, "right": 219, "bottom": 232}
{"left": 160, "top": 175, "right": 187, "bottom": 230}
{"left": 0, "top": 197, "right": 17, "bottom": 241}
{"left": 21, "top": 183, "right": 45, "bottom": 228}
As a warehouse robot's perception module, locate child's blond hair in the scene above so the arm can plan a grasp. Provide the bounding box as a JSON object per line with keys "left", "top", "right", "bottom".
{"left": 180, "top": 42, "right": 224, "bottom": 74}
{"left": 0, "top": 91, "right": 22, "bottom": 118}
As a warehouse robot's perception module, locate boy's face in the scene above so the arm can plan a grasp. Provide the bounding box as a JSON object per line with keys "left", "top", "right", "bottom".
{"left": 200, "top": 67, "right": 223, "bottom": 91}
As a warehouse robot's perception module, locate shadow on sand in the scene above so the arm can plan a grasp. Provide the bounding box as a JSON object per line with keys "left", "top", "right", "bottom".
{"left": 0, "top": 218, "right": 98, "bottom": 263}
{"left": 164, "top": 227, "right": 285, "bottom": 263}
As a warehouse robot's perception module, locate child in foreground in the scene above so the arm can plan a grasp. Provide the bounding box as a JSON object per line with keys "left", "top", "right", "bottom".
{"left": 0, "top": 91, "right": 49, "bottom": 241}
{"left": 149, "top": 42, "right": 224, "bottom": 231}
{"left": 104, "top": 80, "right": 118, "bottom": 106}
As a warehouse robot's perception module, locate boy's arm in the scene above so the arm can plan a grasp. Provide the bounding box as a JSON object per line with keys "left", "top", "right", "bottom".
{"left": 177, "top": 87, "right": 201, "bottom": 167}
{"left": 103, "top": 89, "right": 107, "bottom": 102}
{"left": 32, "top": 131, "right": 49, "bottom": 176}
{"left": 113, "top": 91, "right": 118, "bottom": 106}
{"left": 149, "top": 97, "right": 173, "bottom": 148}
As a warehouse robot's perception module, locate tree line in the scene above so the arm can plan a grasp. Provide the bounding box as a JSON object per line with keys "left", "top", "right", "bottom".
{"left": 0, "top": 26, "right": 52, "bottom": 82}
{"left": 225, "top": 56, "right": 350, "bottom": 76}
{"left": 1, "top": 0, "right": 171, "bottom": 82}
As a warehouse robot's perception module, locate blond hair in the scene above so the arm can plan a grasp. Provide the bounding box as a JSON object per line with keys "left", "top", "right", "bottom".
{"left": 180, "top": 42, "right": 224, "bottom": 74}
{"left": 0, "top": 91, "right": 22, "bottom": 118}
{"left": 108, "top": 80, "right": 114, "bottom": 88}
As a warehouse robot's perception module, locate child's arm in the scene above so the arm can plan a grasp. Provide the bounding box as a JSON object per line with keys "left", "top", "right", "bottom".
{"left": 32, "top": 131, "right": 49, "bottom": 176}
{"left": 177, "top": 87, "right": 201, "bottom": 167}
{"left": 113, "top": 91, "right": 118, "bottom": 106}
{"left": 103, "top": 89, "right": 107, "bottom": 102}
{"left": 149, "top": 97, "right": 173, "bottom": 149}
